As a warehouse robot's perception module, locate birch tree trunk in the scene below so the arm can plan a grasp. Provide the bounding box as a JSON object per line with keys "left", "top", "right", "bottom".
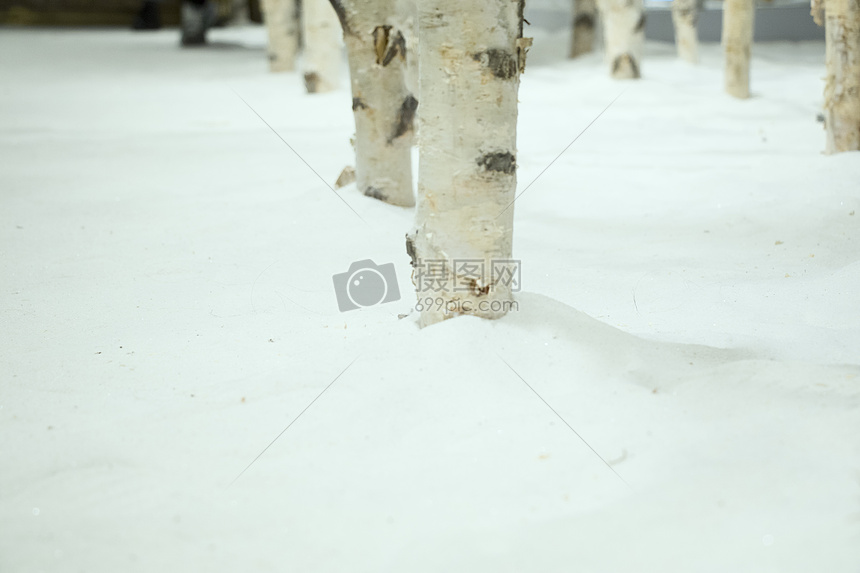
{"left": 672, "top": 0, "right": 699, "bottom": 63}
{"left": 818, "top": 0, "right": 860, "bottom": 152}
{"left": 598, "top": 0, "right": 645, "bottom": 78}
{"left": 262, "top": 0, "right": 299, "bottom": 72}
{"left": 330, "top": 0, "right": 416, "bottom": 207}
{"left": 302, "top": 0, "right": 341, "bottom": 93}
{"left": 722, "top": 0, "right": 755, "bottom": 98}
{"left": 396, "top": 0, "right": 419, "bottom": 97}
{"left": 571, "top": 0, "right": 598, "bottom": 58}
{"left": 407, "top": 0, "right": 529, "bottom": 327}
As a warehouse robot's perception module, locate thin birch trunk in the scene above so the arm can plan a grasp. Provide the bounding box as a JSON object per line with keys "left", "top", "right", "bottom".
{"left": 302, "top": 0, "right": 341, "bottom": 93}
{"left": 723, "top": 0, "right": 754, "bottom": 98}
{"left": 598, "top": 0, "right": 645, "bottom": 79}
{"left": 672, "top": 0, "right": 699, "bottom": 63}
{"left": 407, "top": 0, "right": 529, "bottom": 327}
{"left": 571, "top": 0, "right": 598, "bottom": 58}
{"left": 818, "top": 0, "right": 860, "bottom": 152}
{"left": 262, "top": 0, "right": 299, "bottom": 72}
{"left": 330, "top": 0, "right": 416, "bottom": 207}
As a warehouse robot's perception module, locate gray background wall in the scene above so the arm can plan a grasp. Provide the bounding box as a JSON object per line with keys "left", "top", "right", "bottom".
{"left": 524, "top": 0, "right": 825, "bottom": 42}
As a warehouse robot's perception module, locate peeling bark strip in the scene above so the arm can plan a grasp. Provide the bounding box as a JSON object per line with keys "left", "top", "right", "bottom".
{"left": 389, "top": 94, "right": 418, "bottom": 143}
{"left": 472, "top": 49, "right": 518, "bottom": 80}
{"left": 405, "top": 233, "right": 417, "bottom": 266}
{"left": 335, "top": 0, "right": 415, "bottom": 207}
{"left": 478, "top": 151, "right": 516, "bottom": 175}
{"left": 672, "top": 0, "right": 699, "bottom": 63}
{"left": 373, "top": 26, "right": 406, "bottom": 66}
{"left": 373, "top": 25, "right": 392, "bottom": 64}
{"left": 570, "top": 0, "right": 598, "bottom": 58}
{"left": 263, "top": 0, "right": 299, "bottom": 72}
{"left": 373, "top": 26, "right": 408, "bottom": 66}
{"left": 517, "top": 37, "right": 534, "bottom": 73}
{"left": 820, "top": 0, "right": 860, "bottom": 152}
{"left": 722, "top": 0, "right": 754, "bottom": 98}
{"left": 410, "top": 1, "right": 526, "bottom": 327}
{"left": 598, "top": 0, "right": 645, "bottom": 79}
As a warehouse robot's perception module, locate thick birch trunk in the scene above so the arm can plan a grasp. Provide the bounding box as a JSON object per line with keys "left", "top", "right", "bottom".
{"left": 571, "top": 0, "right": 598, "bottom": 58}
{"left": 408, "top": 0, "right": 528, "bottom": 327}
{"left": 672, "top": 0, "right": 699, "bottom": 63}
{"left": 598, "top": 0, "right": 645, "bottom": 79}
{"left": 302, "top": 0, "right": 341, "bottom": 93}
{"left": 722, "top": 0, "right": 754, "bottom": 98}
{"left": 821, "top": 0, "right": 860, "bottom": 152}
{"left": 262, "top": 0, "right": 299, "bottom": 72}
{"left": 330, "top": 0, "right": 416, "bottom": 207}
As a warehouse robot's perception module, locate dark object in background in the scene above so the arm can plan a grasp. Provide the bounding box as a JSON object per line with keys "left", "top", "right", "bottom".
{"left": 181, "top": 0, "right": 216, "bottom": 46}
{"left": 247, "top": 0, "right": 262, "bottom": 23}
{"left": 0, "top": 0, "right": 182, "bottom": 27}
{"left": 132, "top": 0, "right": 161, "bottom": 30}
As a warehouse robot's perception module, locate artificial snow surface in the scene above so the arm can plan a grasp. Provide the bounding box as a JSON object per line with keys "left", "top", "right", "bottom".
{"left": 1, "top": 24, "right": 859, "bottom": 573}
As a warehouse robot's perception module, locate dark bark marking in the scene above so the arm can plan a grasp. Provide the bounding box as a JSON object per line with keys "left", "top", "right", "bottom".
{"left": 472, "top": 49, "right": 517, "bottom": 80}
{"left": 675, "top": 5, "right": 696, "bottom": 21}
{"left": 573, "top": 14, "right": 595, "bottom": 30}
{"left": 373, "top": 25, "right": 392, "bottom": 65}
{"left": 328, "top": 0, "right": 351, "bottom": 35}
{"left": 612, "top": 53, "right": 641, "bottom": 78}
{"left": 634, "top": 13, "right": 646, "bottom": 32}
{"left": 469, "top": 279, "right": 490, "bottom": 297}
{"left": 352, "top": 97, "right": 368, "bottom": 111}
{"left": 304, "top": 72, "right": 320, "bottom": 93}
{"left": 381, "top": 31, "right": 407, "bottom": 66}
{"left": 517, "top": 0, "right": 526, "bottom": 37}
{"left": 477, "top": 151, "right": 516, "bottom": 175}
{"left": 388, "top": 94, "right": 418, "bottom": 144}
{"left": 364, "top": 186, "right": 387, "bottom": 201}
{"left": 405, "top": 234, "right": 417, "bottom": 267}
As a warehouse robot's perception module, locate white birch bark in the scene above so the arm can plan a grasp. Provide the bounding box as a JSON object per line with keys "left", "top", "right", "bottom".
{"left": 571, "top": 0, "right": 598, "bottom": 58}
{"left": 672, "top": 0, "right": 699, "bottom": 63}
{"left": 302, "top": 0, "right": 342, "bottom": 93}
{"left": 820, "top": 0, "right": 860, "bottom": 152}
{"left": 395, "top": 0, "right": 419, "bottom": 97}
{"left": 722, "top": 0, "right": 755, "bottom": 98}
{"left": 262, "top": 0, "right": 299, "bottom": 72}
{"left": 407, "top": 0, "right": 529, "bottom": 327}
{"left": 598, "top": 0, "right": 645, "bottom": 79}
{"left": 329, "top": 0, "right": 416, "bottom": 207}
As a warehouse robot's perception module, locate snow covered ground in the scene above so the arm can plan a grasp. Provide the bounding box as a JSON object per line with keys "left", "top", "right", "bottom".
{"left": 1, "top": 24, "right": 859, "bottom": 573}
